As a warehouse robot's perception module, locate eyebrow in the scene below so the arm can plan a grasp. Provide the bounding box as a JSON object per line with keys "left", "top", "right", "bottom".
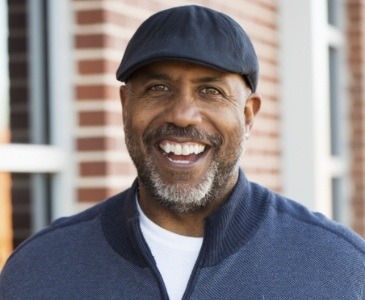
{"left": 192, "top": 76, "right": 226, "bottom": 84}
{"left": 192, "top": 76, "right": 231, "bottom": 90}
{"left": 136, "top": 72, "right": 231, "bottom": 89}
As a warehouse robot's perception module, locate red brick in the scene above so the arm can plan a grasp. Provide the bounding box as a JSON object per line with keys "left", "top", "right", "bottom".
{"left": 78, "top": 111, "right": 122, "bottom": 126}
{"left": 78, "top": 188, "right": 110, "bottom": 202}
{"left": 78, "top": 59, "right": 118, "bottom": 75}
{"left": 76, "top": 85, "right": 118, "bottom": 100}
{"left": 80, "top": 162, "right": 108, "bottom": 176}
{"left": 347, "top": 0, "right": 365, "bottom": 238}
{"left": 76, "top": 34, "right": 105, "bottom": 48}
{"left": 75, "top": 34, "right": 122, "bottom": 49}
{"left": 80, "top": 161, "right": 134, "bottom": 176}
{"left": 77, "top": 9, "right": 139, "bottom": 27}
{"left": 77, "top": 10, "right": 104, "bottom": 24}
{"left": 77, "top": 136, "right": 121, "bottom": 151}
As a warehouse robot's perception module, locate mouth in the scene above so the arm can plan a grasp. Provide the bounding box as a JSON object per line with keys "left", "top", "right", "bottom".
{"left": 157, "top": 140, "right": 209, "bottom": 165}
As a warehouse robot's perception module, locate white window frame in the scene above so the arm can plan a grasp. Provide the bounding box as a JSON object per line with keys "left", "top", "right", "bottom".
{"left": 279, "top": 0, "right": 348, "bottom": 221}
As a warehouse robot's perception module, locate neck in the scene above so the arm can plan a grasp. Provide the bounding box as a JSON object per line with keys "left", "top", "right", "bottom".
{"left": 137, "top": 173, "right": 238, "bottom": 237}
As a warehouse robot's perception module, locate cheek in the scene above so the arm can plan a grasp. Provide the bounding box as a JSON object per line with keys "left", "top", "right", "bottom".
{"left": 214, "top": 112, "right": 246, "bottom": 155}
{"left": 211, "top": 105, "right": 245, "bottom": 134}
{"left": 124, "top": 104, "right": 162, "bottom": 150}
{"left": 124, "top": 108, "right": 143, "bottom": 147}
{"left": 124, "top": 104, "right": 151, "bottom": 132}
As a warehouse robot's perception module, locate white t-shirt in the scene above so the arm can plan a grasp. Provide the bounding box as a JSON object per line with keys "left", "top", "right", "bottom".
{"left": 136, "top": 200, "right": 203, "bottom": 300}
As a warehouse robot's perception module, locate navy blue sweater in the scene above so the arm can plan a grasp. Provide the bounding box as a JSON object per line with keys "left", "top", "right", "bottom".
{"left": 1, "top": 170, "right": 365, "bottom": 299}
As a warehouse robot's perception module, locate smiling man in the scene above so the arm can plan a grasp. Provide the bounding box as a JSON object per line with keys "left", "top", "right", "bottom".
{"left": 121, "top": 61, "right": 259, "bottom": 229}
{"left": 1, "top": 5, "right": 365, "bottom": 300}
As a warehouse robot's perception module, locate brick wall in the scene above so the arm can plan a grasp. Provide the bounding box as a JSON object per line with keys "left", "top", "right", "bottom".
{"left": 347, "top": 0, "right": 365, "bottom": 237}
{"left": 72, "top": 0, "right": 281, "bottom": 211}
{"left": 5, "top": 0, "right": 280, "bottom": 250}
{"left": 7, "top": 0, "right": 32, "bottom": 248}
{"left": 73, "top": 0, "right": 136, "bottom": 209}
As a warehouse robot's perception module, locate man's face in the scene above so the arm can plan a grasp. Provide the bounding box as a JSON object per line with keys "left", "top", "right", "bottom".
{"left": 120, "top": 61, "right": 260, "bottom": 213}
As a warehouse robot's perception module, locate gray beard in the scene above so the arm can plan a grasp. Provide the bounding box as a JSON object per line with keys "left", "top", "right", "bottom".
{"left": 143, "top": 154, "right": 219, "bottom": 213}
{"left": 134, "top": 141, "right": 245, "bottom": 214}
{"left": 125, "top": 124, "right": 246, "bottom": 213}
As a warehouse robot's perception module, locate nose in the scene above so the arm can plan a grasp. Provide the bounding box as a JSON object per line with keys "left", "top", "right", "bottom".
{"left": 164, "top": 95, "right": 202, "bottom": 128}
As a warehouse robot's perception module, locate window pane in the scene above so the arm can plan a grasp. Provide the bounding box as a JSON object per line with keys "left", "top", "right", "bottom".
{"left": 329, "top": 46, "right": 341, "bottom": 156}
{"left": 0, "top": 0, "right": 9, "bottom": 132}
{"left": 331, "top": 177, "right": 348, "bottom": 224}
{"left": 327, "top": 0, "right": 341, "bottom": 27}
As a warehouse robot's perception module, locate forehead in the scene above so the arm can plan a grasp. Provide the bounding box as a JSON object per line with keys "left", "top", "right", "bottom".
{"left": 128, "top": 61, "right": 248, "bottom": 87}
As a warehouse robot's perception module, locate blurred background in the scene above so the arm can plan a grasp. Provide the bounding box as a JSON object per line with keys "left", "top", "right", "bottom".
{"left": 1, "top": 0, "right": 364, "bottom": 269}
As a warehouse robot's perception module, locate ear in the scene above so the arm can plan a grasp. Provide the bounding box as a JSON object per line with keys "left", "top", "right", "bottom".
{"left": 244, "top": 93, "right": 261, "bottom": 133}
{"left": 119, "top": 85, "right": 128, "bottom": 125}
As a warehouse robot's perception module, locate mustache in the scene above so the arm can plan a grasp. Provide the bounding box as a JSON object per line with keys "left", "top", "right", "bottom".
{"left": 143, "top": 124, "right": 223, "bottom": 148}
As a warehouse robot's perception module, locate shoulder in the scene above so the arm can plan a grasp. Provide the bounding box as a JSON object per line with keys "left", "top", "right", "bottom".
{"left": 248, "top": 181, "right": 365, "bottom": 256}
{"left": 15, "top": 189, "right": 130, "bottom": 256}
{"left": 0, "top": 189, "right": 132, "bottom": 298}
{"left": 1, "top": 189, "right": 129, "bottom": 269}
{"left": 246, "top": 183, "right": 365, "bottom": 295}
{"left": 263, "top": 187, "right": 365, "bottom": 256}
{"left": 9, "top": 197, "right": 102, "bottom": 258}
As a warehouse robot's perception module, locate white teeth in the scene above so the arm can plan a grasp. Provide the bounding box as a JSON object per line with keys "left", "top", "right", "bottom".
{"left": 194, "top": 145, "right": 199, "bottom": 154}
{"left": 182, "top": 145, "right": 190, "bottom": 155}
{"left": 175, "top": 144, "right": 182, "bottom": 155}
{"left": 160, "top": 142, "right": 206, "bottom": 156}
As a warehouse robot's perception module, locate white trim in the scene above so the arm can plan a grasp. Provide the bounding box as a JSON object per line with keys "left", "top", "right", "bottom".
{"left": 47, "top": 0, "right": 76, "bottom": 220}
{"left": 280, "top": 0, "right": 349, "bottom": 222}
{"left": 327, "top": 25, "right": 344, "bottom": 48}
{"left": 0, "top": 144, "right": 65, "bottom": 172}
{"left": 329, "top": 157, "right": 347, "bottom": 178}
{"left": 279, "top": 0, "right": 332, "bottom": 216}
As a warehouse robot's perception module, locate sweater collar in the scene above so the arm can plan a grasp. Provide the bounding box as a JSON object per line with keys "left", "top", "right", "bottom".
{"left": 101, "top": 168, "right": 268, "bottom": 267}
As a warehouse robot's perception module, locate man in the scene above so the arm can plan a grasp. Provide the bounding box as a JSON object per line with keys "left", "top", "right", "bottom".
{"left": 1, "top": 5, "right": 364, "bottom": 300}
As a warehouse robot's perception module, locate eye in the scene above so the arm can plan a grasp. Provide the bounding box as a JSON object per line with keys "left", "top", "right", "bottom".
{"left": 200, "top": 87, "right": 221, "bottom": 95}
{"left": 149, "top": 84, "right": 170, "bottom": 92}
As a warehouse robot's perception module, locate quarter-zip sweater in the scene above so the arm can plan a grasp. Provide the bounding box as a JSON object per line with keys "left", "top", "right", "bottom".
{"left": 1, "top": 170, "right": 365, "bottom": 299}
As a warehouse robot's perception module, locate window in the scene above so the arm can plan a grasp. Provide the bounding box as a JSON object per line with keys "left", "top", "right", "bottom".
{"left": 0, "top": 0, "right": 75, "bottom": 248}
{"left": 280, "top": 0, "right": 348, "bottom": 224}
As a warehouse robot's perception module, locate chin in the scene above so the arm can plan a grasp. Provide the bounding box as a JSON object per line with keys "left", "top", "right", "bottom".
{"left": 145, "top": 161, "right": 217, "bottom": 213}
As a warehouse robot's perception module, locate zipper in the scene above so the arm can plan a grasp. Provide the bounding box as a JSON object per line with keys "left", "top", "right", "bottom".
{"left": 181, "top": 230, "right": 209, "bottom": 299}
{"left": 132, "top": 218, "right": 170, "bottom": 300}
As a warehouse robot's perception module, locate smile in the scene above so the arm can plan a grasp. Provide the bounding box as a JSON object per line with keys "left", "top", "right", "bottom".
{"left": 160, "top": 142, "right": 205, "bottom": 155}
{"left": 158, "top": 140, "right": 208, "bottom": 165}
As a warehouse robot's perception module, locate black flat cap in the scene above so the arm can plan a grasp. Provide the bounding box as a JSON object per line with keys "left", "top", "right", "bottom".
{"left": 116, "top": 5, "right": 259, "bottom": 92}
